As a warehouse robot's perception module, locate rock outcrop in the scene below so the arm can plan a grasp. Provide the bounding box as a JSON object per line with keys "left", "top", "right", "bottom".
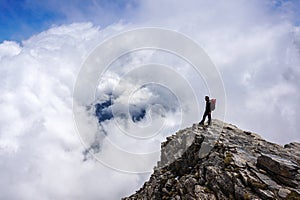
{"left": 123, "top": 120, "right": 300, "bottom": 200}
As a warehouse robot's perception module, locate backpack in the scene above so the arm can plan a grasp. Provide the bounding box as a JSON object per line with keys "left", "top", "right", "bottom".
{"left": 210, "top": 99, "right": 216, "bottom": 111}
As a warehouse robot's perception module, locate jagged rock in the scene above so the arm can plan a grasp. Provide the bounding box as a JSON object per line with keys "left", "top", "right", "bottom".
{"left": 183, "top": 176, "right": 197, "bottom": 194}
{"left": 123, "top": 120, "right": 300, "bottom": 200}
{"left": 278, "top": 188, "right": 291, "bottom": 198}
{"left": 252, "top": 170, "right": 280, "bottom": 190}
{"left": 286, "top": 189, "right": 300, "bottom": 199}
{"left": 257, "top": 153, "right": 300, "bottom": 187}
{"left": 194, "top": 184, "right": 217, "bottom": 200}
{"left": 257, "top": 154, "right": 299, "bottom": 178}
{"left": 284, "top": 142, "right": 300, "bottom": 160}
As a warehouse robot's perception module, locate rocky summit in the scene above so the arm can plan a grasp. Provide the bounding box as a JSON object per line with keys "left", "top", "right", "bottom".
{"left": 123, "top": 120, "right": 300, "bottom": 200}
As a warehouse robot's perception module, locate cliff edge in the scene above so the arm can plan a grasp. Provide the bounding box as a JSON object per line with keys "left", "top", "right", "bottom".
{"left": 123, "top": 119, "right": 300, "bottom": 200}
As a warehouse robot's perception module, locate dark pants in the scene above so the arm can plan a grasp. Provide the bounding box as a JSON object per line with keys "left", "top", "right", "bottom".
{"left": 200, "top": 111, "right": 211, "bottom": 125}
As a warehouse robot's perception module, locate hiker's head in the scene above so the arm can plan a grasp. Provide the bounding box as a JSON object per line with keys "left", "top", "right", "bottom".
{"left": 205, "top": 96, "right": 209, "bottom": 101}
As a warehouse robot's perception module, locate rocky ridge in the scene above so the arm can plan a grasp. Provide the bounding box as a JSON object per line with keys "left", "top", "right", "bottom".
{"left": 123, "top": 120, "right": 300, "bottom": 200}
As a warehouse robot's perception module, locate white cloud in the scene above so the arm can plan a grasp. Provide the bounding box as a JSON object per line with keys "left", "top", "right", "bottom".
{"left": 1, "top": 0, "right": 300, "bottom": 199}
{"left": 0, "top": 23, "right": 144, "bottom": 200}
{"left": 0, "top": 41, "right": 21, "bottom": 59}
{"left": 130, "top": 0, "right": 300, "bottom": 144}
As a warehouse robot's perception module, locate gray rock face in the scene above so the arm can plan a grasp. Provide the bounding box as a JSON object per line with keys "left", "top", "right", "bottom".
{"left": 123, "top": 120, "right": 300, "bottom": 200}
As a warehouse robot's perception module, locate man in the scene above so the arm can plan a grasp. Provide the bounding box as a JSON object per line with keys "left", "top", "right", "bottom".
{"left": 199, "top": 96, "right": 211, "bottom": 125}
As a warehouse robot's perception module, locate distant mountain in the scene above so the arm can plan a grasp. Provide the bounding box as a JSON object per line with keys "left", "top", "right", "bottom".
{"left": 123, "top": 120, "right": 300, "bottom": 200}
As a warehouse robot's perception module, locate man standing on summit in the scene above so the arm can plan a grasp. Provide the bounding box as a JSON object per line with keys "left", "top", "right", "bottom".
{"left": 199, "top": 96, "right": 211, "bottom": 125}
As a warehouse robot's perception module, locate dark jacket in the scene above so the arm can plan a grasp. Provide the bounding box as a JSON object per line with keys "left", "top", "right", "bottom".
{"left": 205, "top": 100, "right": 211, "bottom": 113}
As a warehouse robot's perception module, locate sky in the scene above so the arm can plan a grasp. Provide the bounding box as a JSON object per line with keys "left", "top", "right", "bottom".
{"left": 0, "top": 0, "right": 300, "bottom": 199}
{"left": 0, "top": 0, "right": 138, "bottom": 42}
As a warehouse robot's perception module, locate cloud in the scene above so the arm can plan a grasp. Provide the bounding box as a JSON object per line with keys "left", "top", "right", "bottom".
{"left": 0, "top": 0, "right": 300, "bottom": 199}
{"left": 0, "top": 22, "right": 144, "bottom": 200}
{"left": 130, "top": 0, "right": 300, "bottom": 144}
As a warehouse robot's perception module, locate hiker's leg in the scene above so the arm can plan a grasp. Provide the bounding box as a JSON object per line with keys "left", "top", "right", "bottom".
{"left": 199, "top": 113, "right": 207, "bottom": 124}
{"left": 208, "top": 112, "right": 211, "bottom": 125}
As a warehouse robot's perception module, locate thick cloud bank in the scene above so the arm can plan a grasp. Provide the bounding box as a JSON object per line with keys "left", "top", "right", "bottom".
{"left": 0, "top": 0, "right": 300, "bottom": 199}
{"left": 0, "top": 23, "right": 145, "bottom": 200}
{"left": 132, "top": 0, "right": 300, "bottom": 144}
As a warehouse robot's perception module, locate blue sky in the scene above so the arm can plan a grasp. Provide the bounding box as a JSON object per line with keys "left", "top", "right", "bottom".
{"left": 0, "top": 0, "right": 299, "bottom": 42}
{"left": 0, "top": 0, "right": 138, "bottom": 42}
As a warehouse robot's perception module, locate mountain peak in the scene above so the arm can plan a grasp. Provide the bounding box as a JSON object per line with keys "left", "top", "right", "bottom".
{"left": 123, "top": 120, "right": 300, "bottom": 200}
